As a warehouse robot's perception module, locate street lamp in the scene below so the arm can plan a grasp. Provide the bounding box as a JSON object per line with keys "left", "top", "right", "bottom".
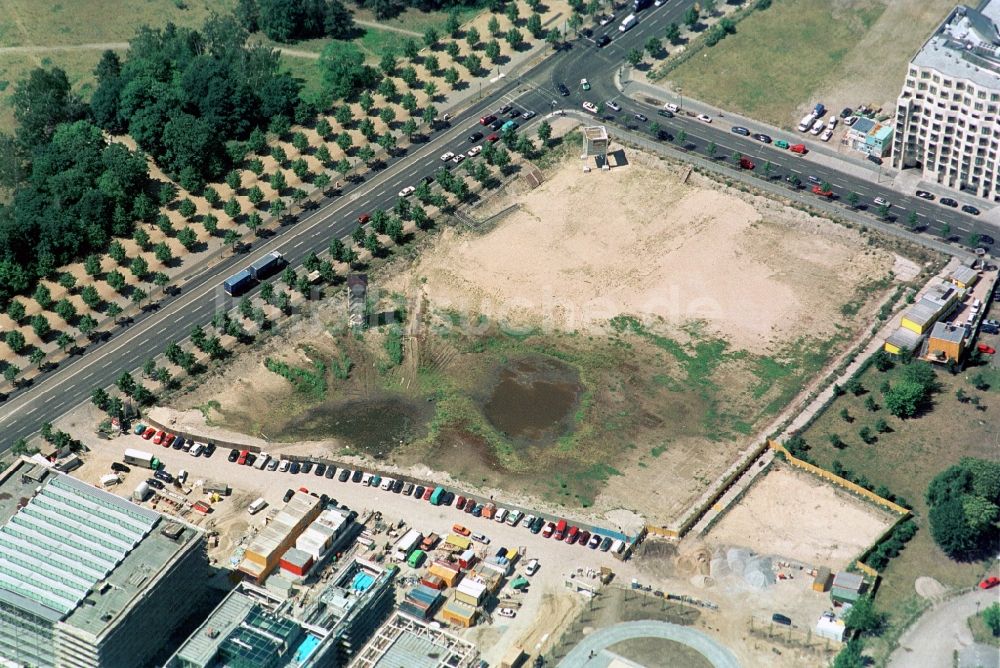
{"left": 677, "top": 85, "right": 684, "bottom": 111}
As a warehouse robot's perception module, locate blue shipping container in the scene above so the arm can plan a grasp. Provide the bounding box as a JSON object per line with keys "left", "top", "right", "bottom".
{"left": 223, "top": 269, "right": 255, "bottom": 296}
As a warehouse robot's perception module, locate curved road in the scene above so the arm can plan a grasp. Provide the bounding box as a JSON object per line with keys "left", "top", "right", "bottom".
{"left": 888, "top": 588, "right": 998, "bottom": 668}
{"left": 2, "top": 0, "right": 994, "bottom": 449}
{"left": 556, "top": 620, "right": 741, "bottom": 668}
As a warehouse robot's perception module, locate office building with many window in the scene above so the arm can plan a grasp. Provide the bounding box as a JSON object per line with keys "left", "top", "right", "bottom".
{"left": 892, "top": 0, "right": 1000, "bottom": 201}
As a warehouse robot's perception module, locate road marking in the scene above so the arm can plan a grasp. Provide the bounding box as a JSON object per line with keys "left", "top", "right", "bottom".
{"left": 25, "top": 408, "right": 36, "bottom": 416}
{"left": 45, "top": 395, "right": 55, "bottom": 403}
{"left": 83, "top": 372, "right": 94, "bottom": 380}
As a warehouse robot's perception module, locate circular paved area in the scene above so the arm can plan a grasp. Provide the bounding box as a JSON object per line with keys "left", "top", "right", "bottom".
{"left": 557, "top": 620, "right": 741, "bottom": 668}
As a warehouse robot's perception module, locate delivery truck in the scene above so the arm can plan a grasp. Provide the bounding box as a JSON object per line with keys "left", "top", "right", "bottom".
{"left": 223, "top": 269, "right": 255, "bottom": 297}
{"left": 124, "top": 448, "right": 160, "bottom": 470}
{"left": 246, "top": 251, "right": 284, "bottom": 280}
{"left": 393, "top": 529, "right": 423, "bottom": 561}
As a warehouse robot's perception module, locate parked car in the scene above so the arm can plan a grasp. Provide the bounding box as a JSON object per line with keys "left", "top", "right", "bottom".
{"left": 980, "top": 576, "right": 1000, "bottom": 589}
{"left": 867, "top": 154, "right": 883, "bottom": 165}
{"left": 915, "top": 190, "right": 935, "bottom": 200}
{"left": 525, "top": 559, "right": 540, "bottom": 576}
{"left": 821, "top": 128, "right": 833, "bottom": 142}
{"left": 490, "top": 119, "right": 504, "bottom": 130}
{"left": 522, "top": 110, "right": 536, "bottom": 120}
{"left": 402, "top": 482, "right": 413, "bottom": 495}
{"left": 486, "top": 133, "right": 500, "bottom": 143}
{"left": 605, "top": 100, "right": 621, "bottom": 112}
{"left": 468, "top": 131, "right": 483, "bottom": 143}
{"left": 453, "top": 524, "right": 471, "bottom": 536}
{"left": 840, "top": 107, "right": 853, "bottom": 118}
{"left": 339, "top": 469, "right": 351, "bottom": 482}
{"left": 357, "top": 212, "right": 370, "bottom": 224}
{"left": 468, "top": 145, "right": 482, "bottom": 157}
{"left": 414, "top": 484, "right": 425, "bottom": 498}
{"left": 522, "top": 514, "right": 536, "bottom": 528}
{"left": 977, "top": 344, "right": 996, "bottom": 354}
{"left": 812, "top": 185, "right": 834, "bottom": 198}
{"left": 772, "top": 613, "right": 792, "bottom": 626}
{"left": 471, "top": 532, "right": 490, "bottom": 544}
{"left": 498, "top": 608, "right": 516, "bottom": 618}
{"left": 578, "top": 529, "right": 591, "bottom": 546}
{"left": 324, "top": 465, "right": 336, "bottom": 478}
{"left": 789, "top": 144, "right": 808, "bottom": 154}
{"left": 314, "top": 463, "right": 326, "bottom": 476}
{"left": 456, "top": 495, "right": 467, "bottom": 510}
{"left": 940, "top": 197, "right": 959, "bottom": 207}
{"left": 774, "top": 140, "right": 789, "bottom": 149}
{"left": 599, "top": 537, "right": 613, "bottom": 551}
{"left": 278, "top": 460, "right": 290, "bottom": 472}
{"left": 154, "top": 470, "right": 173, "bottom": 483}
{"left": 731, "top": 126, "right": 750, "bottom": 136}
{"left": 588, "top": 534, "right": 602, "bottom": 549}
{"left": 498, "top": 104, "right": 513, "bottom": 114}
{"left": 530, "top": 517, "right": 545, "bottom": 533}
{"left": 599, "top": 14, "right": 613, "bottom": 26}
{"left": 237, "top": 449, "right": 249, "bottom": 465}
{"left": 979, "top": 235, "right": 994, "bottom": 245}
{"left": 171, "top": 435, "right": 184, "bottom": 449}
{"left": 542, "top": 522, "right": 555, "bottom": 538}
{"left": 392, "top": 479, "right": 404, "bottom": 493}
{"left": 146, "top": 478, "right": 164, "bottom": 490}
{"left": 289, "top": 461, "right": 301, "bottom": 474}
{"left": 283, "top": 489, "right": 295, "bottom": 502}
{"left": 152, "top": 430, "right": 165, "bottom": 445}
{"left": 228, "top": 448, "right": 240, "bottom": 462}
{"left": 962, "top": 204, "right": 981, "bottom": 215}
{"left": 472, "top": 503, "right": 484, "bottom": 516}
{"left": 451, "top": 153, "right": 465, "bottom": 164}
{"left": 465, "top": 500, "right": 476, "bottom": 514}
{"left": 580, "top": 78, "right": 591, "bottom": 90}
{"left": 301, "top": 461, "right": 313, "bottom": 474}
{"left": 508, "top": 109, "right": 522, "bottom": 118}
{"left": 111, "top": 462, "right": 131, "bottom": 473}
{"left": 203, "top": 443, "right": 216, "bottom": 458}
{"left": 422, "top": 487, "right": 434, "bottom": 501}
{"left": 245, "top": 453, "right": 256, "bottom": 467}
{"left": 267, "top": 458, "right": 280, "bottom": 471}
{"left": 352, "top": 470, "right": 363, "bottom": 482}
{"left": 754, "top": 133, "right": 772, "bottom": 143}
{"left": 133, "top": 423, "right": 147, "bottom": 435}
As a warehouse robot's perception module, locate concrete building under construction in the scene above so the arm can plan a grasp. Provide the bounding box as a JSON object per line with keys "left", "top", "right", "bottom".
{"left": 350, "top": 611, "right": 479, "bottom": 668}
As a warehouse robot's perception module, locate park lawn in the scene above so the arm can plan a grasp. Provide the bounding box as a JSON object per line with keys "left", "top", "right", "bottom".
{"left": 0, "top": 50, "right": 108, "bottom": 135}
{"left": 665, "top": 0, "right": 885, "bottom": 128}
{"left": 277, "top": 54, "right": 325, "bottom": 106}
{"left": 0, "top": 0, "right": 233, "bottom": 47}
{"left": 796, "top": 359, "right": 997, "bottom": 662}
{"left": 351, "top": 6, "right": 483, "bottom": 35}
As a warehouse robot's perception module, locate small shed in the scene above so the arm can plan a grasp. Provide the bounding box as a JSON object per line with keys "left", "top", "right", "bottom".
{"left": 815, "top": 615, "right": 846, "bottom": 641}
{"left": 279, "top": 548, "right": 313, "bottom": 578}
{"left": 441, "top": 599, "right": 477, "bottom": 628}
{"left": 831, "top": 571, "right": 865, "bottom": 603}
{"left": 812, "top": 567, "right": 831, "bottom": 592}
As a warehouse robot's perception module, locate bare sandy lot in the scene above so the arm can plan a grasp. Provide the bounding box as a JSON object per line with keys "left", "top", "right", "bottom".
{"left": 390, "top": 150, "right": 895, "bottom": 354}
{"left": 706, "top": 466, "right": 895, "bottom": 570}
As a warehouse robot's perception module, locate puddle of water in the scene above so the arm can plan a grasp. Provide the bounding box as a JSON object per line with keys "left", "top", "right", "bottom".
{"left": 483, "top": 357, "right": 582, "bottom": 444}
{"left": 276, "top": 397, "right": 430, "bottom": 456}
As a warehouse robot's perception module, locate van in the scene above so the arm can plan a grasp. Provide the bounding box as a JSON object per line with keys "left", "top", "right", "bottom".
{"left": 610, "top": 538, "right": 625, "bottom": 554}
{"left": 254, "top": 454, "right": 269, "bottom": 470}
{"left": 248, "top": 497, "right": 268, "bottom": 514}
{"left": 619, "top": 14, "right": 637, "bottom": 32}
{"left": 190, "top": 443, "right": 204, "bottom": 457}
{"left": 495, "top": 508, "right": 508, "bottom": 523}
{"left": 361, "top": 473, "right": 373, "bottom": 486}
{"left": 665, "top": 103, "right": 679, "bottom": 113}
{"left": 380, "top": 477, "right": 394, "bottom": 491}
{"left": 177, "top": 469, "right": 188, "bottom": 484}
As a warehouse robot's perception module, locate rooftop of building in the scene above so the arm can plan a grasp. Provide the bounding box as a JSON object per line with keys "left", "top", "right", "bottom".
{"left": 909, "top": 2, "right": 1000, "bottom": 91}
{"left": 350, "top": 612, "right": 478, "bottom": 668}
{"left": 950, "top": 265, "right": 980, "bottom": 283}
{"left": 245, "top": 492, "right": 322, "bottom": 559}
{"left": 886, "top": 327, "right": 923, "bottom": 349}
{"left": 299, "top": 557, "right": 393, "bottom": 631}
{"left": 0, "top": 458, "right": 201, "bottom": 638}
{"left": 930, "top": 320, "right": 967, "bottom": 343}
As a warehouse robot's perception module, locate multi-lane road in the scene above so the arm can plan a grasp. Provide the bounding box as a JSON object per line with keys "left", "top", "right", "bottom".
{"left": 1, "top": 0, "right": 994, "bottom": 449}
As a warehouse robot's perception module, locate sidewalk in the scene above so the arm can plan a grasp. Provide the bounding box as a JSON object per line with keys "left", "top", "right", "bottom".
{"left": 618, "top": 68, "right": 1000, "bottom": 229}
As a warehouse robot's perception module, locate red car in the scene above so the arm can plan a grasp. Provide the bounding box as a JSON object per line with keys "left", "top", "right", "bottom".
{"left": 142, "top": 427, "right": 156, "bottom": 440}
{"left": 358, "top": 213, "right": 371, "bottom": 225}
{"left": 977, "top": 344, "right": 996, "bottom": 354}
{"left": 789, "top": 144, "right": 808, "bottom": 154}
{"left": 739, "top": 156, "right": 755, "bottom": 170}
{"left": 456, "top": 495, "right": 467, "bottom": 510}
{"left": 541, "top": 522, "right": 555, "bottom": 538}
{"left": 479, "top": 114, "right": 497, "bottom": 126}
{"left": 152, "top": 430, "right": 165, "bottom": 445}
{"left": 237, "top": 449, "right": 249, "bottom": 465}
{"left": 486, "top": 133, "right": 500, "bottom": 143}
{"left": 578, "top": 529, "right": 591, "bottom": 546}
{"left": 980, "top": 576, "right": 1000, "bottom": 589}
{"left": 565, "top": 526, "right": 579, "bottom": 544}
{"left": 812, "top": 184, "right": 833, "bottom": 198}
{"left": 422, "top": 487, "right": 433, "bottom": 501}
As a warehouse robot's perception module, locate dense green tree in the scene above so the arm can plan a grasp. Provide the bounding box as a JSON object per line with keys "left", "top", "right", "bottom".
{"left": 320, "top": 42, "right": 380, "bottom": 102}
{"left": 7, "top": 300, "right": 25, "bottom": 323}
{"left": 983, "top": 603, "right": 1000, "bottom": 637}
{"left": 11, "top": 67, "right": 86, "bottom": 150}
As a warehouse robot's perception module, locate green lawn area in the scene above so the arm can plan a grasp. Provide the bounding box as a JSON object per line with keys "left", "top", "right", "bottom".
{"left": 796, "top": 358, "right": 997, "bottom": 662}
{"left": 352, "top": 5, "right": 483, "bottom": 35}
{"left": 664, "top": 0, "right": 885, "bottom": 127}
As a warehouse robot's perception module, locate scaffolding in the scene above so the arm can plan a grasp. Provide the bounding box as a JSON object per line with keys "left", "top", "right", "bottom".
{"left": 349, "top": 611, "right": 479, "bottom": 668}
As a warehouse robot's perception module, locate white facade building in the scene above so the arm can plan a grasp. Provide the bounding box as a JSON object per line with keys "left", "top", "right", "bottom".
{"left": 892, "top": 1, "right": 1000, "bottom": 202}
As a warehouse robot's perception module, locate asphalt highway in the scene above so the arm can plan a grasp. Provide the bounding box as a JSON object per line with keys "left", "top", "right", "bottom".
{"left": 1, "top": 0, "right": 994, "bottom": 449}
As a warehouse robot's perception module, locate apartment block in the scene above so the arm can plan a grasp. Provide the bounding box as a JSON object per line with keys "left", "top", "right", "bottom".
{"left": 892, "top": 1, "right": 1000, "bottom": 202}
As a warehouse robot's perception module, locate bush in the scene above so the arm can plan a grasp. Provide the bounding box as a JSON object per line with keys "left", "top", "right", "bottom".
{"left": 926, "top": 458, "right": 1000, "bottom": 560}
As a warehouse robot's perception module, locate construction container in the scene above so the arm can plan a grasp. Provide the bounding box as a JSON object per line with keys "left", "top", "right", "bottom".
{"left": 429, "top": 561, "right": 462, "bottom": 587}
{"left": 481, "top": 558, "right": 510, "bottom": 578}
{"left": 455, "top": 579, "right": 486, "bottom": 606}
{"left": 444, "top": 534, "right": 472, "bottom": 551}
{"left": 421, "top": 574, "right": 446, "bottom": 590}
{"left": 501, "top": 646, "right": 527, "bottom": 668}
{"left": 441, "top": 599, "right": 477, "bottom": 628}
{"left": 812, "top": 567, "right": 831, "bottom": 592}
{"left": 458, "top": 548, "right": 476, "bottom": 569}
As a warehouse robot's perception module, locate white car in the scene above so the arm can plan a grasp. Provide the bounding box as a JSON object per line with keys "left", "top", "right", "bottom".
{"left": 821, "top": 128, "right": 833, "bottom": 142}
{"left": 828, "top": 117, "right": 838, "bottom": 128}
{"left": 522, "top": 514, "right": 536, "bottom": 528}
{"left": 525, "top": 559, "right": 540, "bottom": 576}
{"left": 582, "top": 101, "right": 599, "bottom": 114}
{"left": 599, "top": 15, "right": 613, "bottom": 26}
{"left": 874, "top": 196, "right": 891, "bottom": 207}
{"left": 810, "top": 121, "right": 824, "bottom": 135}
{"left": 697, "top": 113, "right": 712, "bottom": 123}
{"left": 498, "top": 608, "right": 517, "bottom": 618}
{"left": 580, "top": 78, "right": 591, "bottom": 90}
{"left": 468, "top": 145, "right": 482, "bottom": 157}
{"left": 398, "top": 186, "right": 415, "bottom": 197}
{"left": 521, "top": 110, "right": 536, "bottom": 120}
{"left": 440, "top": 151, "right": 455, "bottom": 162}
{"left": 451, "top": 153, "right": 465, "bottom": 164}
{"left": 471, "top": 532, "right": 490, "bottom": 544}
{"left": 654, "top": 0, "right": 665, "bottom": 5}
{"left": 278, "top": 460, "right": 290, "bottom": 472}
{"left": 605, "top": 100, "right": 621, "bottom": 112}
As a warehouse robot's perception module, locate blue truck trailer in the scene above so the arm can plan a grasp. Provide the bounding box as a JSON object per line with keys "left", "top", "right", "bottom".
{"left": 223, "top": 269, "right": 254, "bottom": 296}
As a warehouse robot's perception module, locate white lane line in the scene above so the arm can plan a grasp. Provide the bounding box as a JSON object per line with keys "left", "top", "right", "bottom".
{"left": 25, "top": 408, "right": 37, "bottom": 416}
{"left": 83, "top": 372, "right": 94, "bottom": 380}
{"left": 45, "top": 395, "right": 55, "bottom": 403}
{"left": 293, "top": 240, "right": 305, "bottom": 248}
